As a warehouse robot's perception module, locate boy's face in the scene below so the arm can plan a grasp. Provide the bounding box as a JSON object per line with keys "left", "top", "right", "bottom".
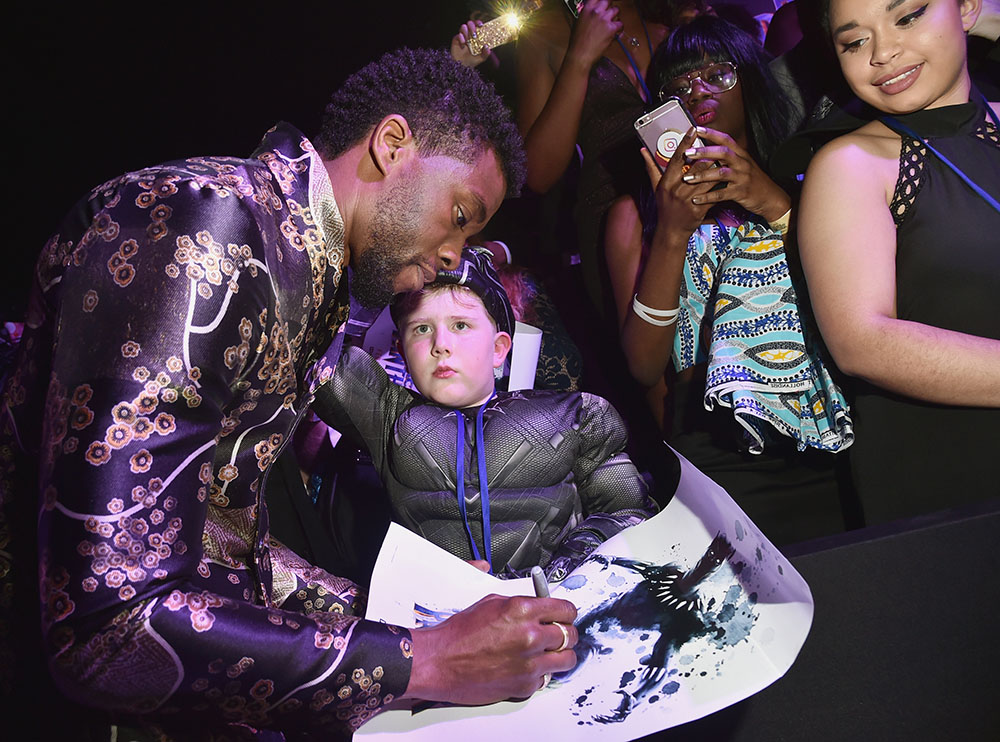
{"left": 399, "top": 288, "right": 512, "bottom": 409}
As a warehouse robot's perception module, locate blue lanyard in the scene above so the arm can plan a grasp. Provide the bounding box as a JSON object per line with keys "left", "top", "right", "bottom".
{"left": 881, "top": 97, "right": 1000, "bottom": 215}
{"left": 455, "top": 392, "right": 495, "bottom": 571}
{"left": 615, "top": 15, "right": 654, "bottom": 104}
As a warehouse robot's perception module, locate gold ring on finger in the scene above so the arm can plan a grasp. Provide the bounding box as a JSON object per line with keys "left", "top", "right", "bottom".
{"left": 553, "top": 621, "right": 570, "bottom": 652}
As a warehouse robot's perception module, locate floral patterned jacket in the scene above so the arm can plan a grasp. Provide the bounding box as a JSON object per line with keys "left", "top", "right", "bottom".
{"left": 0, "top": 124, "right": 411, "bottom": 739}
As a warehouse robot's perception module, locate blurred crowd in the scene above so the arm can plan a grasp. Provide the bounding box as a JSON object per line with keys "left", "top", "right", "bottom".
{"left": 427, "top": 0, "right": 999, "bottom": 552}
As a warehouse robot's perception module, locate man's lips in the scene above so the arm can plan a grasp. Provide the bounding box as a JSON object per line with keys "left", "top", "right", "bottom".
{"left": 873, "top": 63, "right": 923, "bottom": 93}
{"left": 405, "top": 262, "right": 436, "bottom": 290}
{"left": 433, "top": 366, "right": 455, "bottom": 378}
{"left": 420, "top": 262, "right": 437, "bottom": 285}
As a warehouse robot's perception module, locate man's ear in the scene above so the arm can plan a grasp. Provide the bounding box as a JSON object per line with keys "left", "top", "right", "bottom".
{"left": 493, "top": 331, "right": 513, "bottom": 368}
{"left": 369, "top": 114, "right": 416, "bottom": 177}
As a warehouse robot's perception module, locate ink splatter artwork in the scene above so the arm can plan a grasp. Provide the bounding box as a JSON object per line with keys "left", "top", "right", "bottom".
{"left": 360, "top": 450, "right": 814, "bottom": 741}
{"left": 554, "top": 533, "right": 763, "bottom": 726}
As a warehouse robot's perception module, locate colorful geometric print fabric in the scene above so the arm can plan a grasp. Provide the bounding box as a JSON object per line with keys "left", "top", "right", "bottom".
{"left": 673, "top": 221, "right": 854, "bottom": 454}
{"left": 0, "top": 124, "right": 411, "bottom": 738}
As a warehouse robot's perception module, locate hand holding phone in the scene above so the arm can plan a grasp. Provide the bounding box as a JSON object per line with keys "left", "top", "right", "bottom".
{"left": 638, "top": 128, "right": 717, "bottom": 241}
{"left": 465, "top": 16, "right": 518, "bottom": 56}
{"left": 678, "top": 126, "right": 793, "bottom": 225}
{"left": 634, "top": 97, "right": 708, "bottom": 174}
{"left": 465, "top": 2, "right": 543, "bottom": 56}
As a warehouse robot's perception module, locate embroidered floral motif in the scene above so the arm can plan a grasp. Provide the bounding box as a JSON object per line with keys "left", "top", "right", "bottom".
{"left": 82, "top": 290, "right": 99, "bottom": 312}
{"left": 3, "top": 124, "right": 410, "bottom": 735}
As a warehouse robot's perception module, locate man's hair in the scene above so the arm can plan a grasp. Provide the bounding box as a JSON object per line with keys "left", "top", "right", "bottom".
{"left": 314, "top": 47, "right": 526, "bottom": 197}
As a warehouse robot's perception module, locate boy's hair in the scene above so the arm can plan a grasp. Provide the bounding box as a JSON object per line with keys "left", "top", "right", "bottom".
{"left": 390, "top": 247, "right": 515, "bottom": 336}
{"left": 314, "top": 47, "right": 526, "bottom": 198}
{"left": 392, "top": 283, "right": 492, "bottom": 331}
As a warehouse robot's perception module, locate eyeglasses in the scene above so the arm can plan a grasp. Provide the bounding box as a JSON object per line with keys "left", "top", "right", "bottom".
{"left": 658, "top": 62, "right": 738, "bottom": 101}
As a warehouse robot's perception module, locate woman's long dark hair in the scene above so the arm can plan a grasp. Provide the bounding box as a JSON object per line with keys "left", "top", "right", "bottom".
{"left": 647, "top": 14, "right": 794, "bottom": 167}
{"left": 637, "top": 15, "right": 795, "bottom": 244}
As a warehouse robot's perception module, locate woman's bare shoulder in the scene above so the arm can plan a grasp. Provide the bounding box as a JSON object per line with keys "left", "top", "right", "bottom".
{"left": 807, "top": 120, "right": 901, "bottom": 192}
{"left": 817, "top": 120, "right": 901, "bottom": 162}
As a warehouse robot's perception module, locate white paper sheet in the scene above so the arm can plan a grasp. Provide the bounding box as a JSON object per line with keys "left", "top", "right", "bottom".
{"left": 507, "top": 321, "right": 542, "bottom": 392}
{"left": 358, "top": 448, "right": 814, "bottom": 740}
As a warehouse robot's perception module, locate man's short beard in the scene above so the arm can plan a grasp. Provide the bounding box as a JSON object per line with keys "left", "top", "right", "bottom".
{"left": 352, "top": 239, "right": 405, "bottom": 309}
{"left": 351, "top": 171, "right": 425, "bottom": 310}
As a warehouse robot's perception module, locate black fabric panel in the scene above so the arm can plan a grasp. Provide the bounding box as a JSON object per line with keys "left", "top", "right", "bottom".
{"left": 644, "top": 498, "right": 1000, "bottom": 740}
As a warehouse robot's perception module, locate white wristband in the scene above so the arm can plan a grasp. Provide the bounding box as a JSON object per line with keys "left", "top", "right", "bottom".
{"left": 632, "top": 294, "right": 679, "bottom": 327}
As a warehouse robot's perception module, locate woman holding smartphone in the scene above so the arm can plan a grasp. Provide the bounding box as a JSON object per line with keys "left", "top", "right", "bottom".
{"left": 798, "top": 0, "right": 1000, "bottom": 524}
{"left": 605, "top": 15, "right": 855, "bottom": 545}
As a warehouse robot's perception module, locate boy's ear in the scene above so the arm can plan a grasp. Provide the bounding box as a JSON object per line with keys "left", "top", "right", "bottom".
{"left": 493, "top": 331, "right": 513, "bottom": 368}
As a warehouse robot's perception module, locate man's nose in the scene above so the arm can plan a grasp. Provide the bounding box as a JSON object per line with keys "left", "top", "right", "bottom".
{"left": 436, "top": 241, "right": 462, "bottom": 271}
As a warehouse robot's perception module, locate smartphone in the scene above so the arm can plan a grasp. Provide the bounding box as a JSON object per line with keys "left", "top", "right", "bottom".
{"left": 467, "top": 15, "right": 520, "bottom": 55}
{"left": 466, "top": 2, "right": 544, "bottom": 55}
{"left": 563, "top": 0, "right": 584, "bottom": 19}
{"left": 634, "top": 97, "right": 705, "bottom": 174}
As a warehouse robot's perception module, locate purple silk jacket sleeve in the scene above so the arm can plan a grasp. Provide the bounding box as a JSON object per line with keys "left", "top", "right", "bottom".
{"left": 2, "top": 150, "right": 412, "bottom": 738}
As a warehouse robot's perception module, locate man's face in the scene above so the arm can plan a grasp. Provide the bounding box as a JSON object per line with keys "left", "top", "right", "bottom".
{"left": 351, "top": 147, "right": 506, "bottom": 309}
{"left": 398, "top": 287, "right": 511, "bottom": 409}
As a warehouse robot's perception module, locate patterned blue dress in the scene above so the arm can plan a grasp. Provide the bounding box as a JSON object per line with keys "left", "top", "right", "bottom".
{"left": 673, "top": 220, "right": 853, "bottom": 453}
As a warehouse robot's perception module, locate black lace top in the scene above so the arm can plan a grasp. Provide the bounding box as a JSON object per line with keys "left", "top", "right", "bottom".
{"left": 848, "top": 95, "right": 1000, "bottom": 523}
{"left": 887, "top": 97, "right": 1000, "bottom": 336}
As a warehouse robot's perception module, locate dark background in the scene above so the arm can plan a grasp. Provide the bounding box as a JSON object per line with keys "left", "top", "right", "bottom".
{"left": 6, "top": 2, "right": 475, "bottom": 319}
{"left": 11, "top": 6, "right": 998, "bottom": 737}
{"left": 5, "top": 0, "right": 778, "bottom": 321}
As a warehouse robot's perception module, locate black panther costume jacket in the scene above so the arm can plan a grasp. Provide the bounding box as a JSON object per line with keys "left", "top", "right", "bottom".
{"left": 312, "top": 346, "right": 659, "bottom": 579}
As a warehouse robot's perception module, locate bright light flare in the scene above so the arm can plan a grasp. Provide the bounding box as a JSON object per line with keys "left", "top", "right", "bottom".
{"left": 503, "top": 12, "right": 522, "bottom": 31}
